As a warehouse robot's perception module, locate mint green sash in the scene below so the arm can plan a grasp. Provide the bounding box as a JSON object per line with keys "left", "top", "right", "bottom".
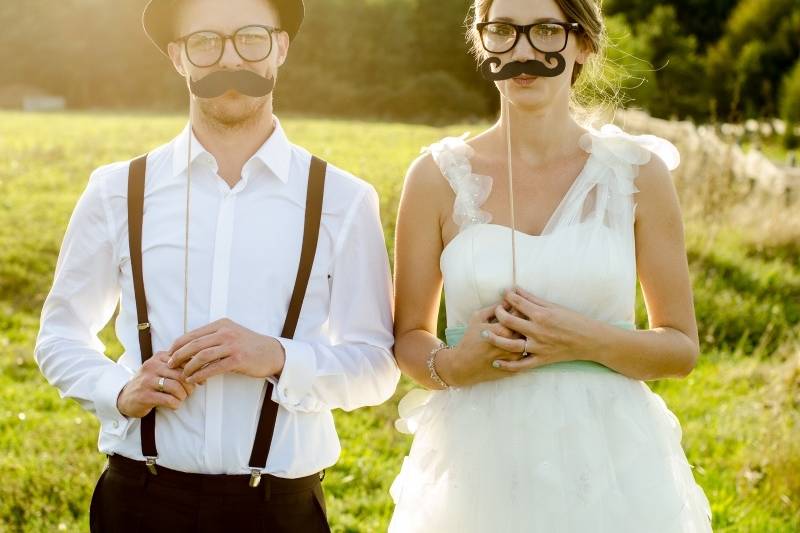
{"left": 443, "top": 320, "right": 636, "bottom": 374}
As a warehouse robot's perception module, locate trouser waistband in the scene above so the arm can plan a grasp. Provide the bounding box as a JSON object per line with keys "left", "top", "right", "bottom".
{"left": 106, "top": 454, "right": 322, "bottom": 499}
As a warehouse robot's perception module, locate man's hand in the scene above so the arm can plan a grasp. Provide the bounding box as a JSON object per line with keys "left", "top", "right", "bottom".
{"left": 116, "top": 351, "right": 196, "bottom": 418}
{"left": 167, "top": 318, "right": 286, "bottom": 385}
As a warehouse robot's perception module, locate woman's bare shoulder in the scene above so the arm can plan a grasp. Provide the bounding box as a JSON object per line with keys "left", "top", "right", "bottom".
{"left": 403, "top": 150, "right": 453, "bottom": 199}
{"left": 634, "top": 152, "right": 680, "bottom": 225}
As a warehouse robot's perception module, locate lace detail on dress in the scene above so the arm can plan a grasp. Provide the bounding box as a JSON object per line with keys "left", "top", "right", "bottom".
{"left": 423, "top": 133, "right": 493, "bottom": 230}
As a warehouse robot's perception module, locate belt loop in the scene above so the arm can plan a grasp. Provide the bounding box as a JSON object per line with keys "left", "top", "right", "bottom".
{"left": 261, "top": 477, "right": 272, "bottom": 502}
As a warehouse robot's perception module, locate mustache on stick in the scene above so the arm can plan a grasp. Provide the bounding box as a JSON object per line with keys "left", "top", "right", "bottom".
{"left": 480, "top": 53, "right": 567, "bottom": 81}
{"left": 189, "top": 69, "right": 275, "bottom": 98}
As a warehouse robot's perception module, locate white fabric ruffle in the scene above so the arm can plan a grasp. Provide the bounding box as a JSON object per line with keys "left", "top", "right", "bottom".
{"left": 423, "top": 133, "right": 493, "bottom": 230}
{"left": 389, "top": 369, "right": 712, "bottom": 533}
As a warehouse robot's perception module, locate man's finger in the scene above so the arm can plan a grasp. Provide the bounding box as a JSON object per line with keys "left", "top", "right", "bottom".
{"left": 169, "top": 333, "right": 221, "bottom": 368}
{"left": 158, "top": 377, "right": 187, "bottom": 401}
{"left": 150, "top": 362, "right": 194, "bottom": 383}
{"left": 146, "top": 358, "right": 196, "bottom": 394}
{"left": 187, "top": 357, "right": 232, "bottom": 384}
{"left": 182, "top": 346, "right": 228, "bottom": 378}
{"left": 148, "top": 391, "right": 182, "bottom": 410}
{"left": 169, "top": 321, "right": 223, "bottom": 355}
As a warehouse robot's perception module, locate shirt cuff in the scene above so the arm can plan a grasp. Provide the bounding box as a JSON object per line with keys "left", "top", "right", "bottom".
{"left": 271, "top": 338, "right": 317, "bottom": 410}
{"left": 92, "top": 363, "right": 135, "bottom": 439}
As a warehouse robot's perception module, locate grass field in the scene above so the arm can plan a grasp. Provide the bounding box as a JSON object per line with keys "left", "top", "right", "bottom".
{"left": 1, "top": 111, "right": 798, "bottom": 532}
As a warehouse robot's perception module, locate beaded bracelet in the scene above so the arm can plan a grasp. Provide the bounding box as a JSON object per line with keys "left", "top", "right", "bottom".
{"left": 427, "top": 341, "right": 453, "bottom": 389}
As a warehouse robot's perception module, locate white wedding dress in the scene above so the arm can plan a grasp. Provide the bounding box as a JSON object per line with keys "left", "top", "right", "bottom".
{"left": 388, "top": 125, "right": 713, "bottom": 533}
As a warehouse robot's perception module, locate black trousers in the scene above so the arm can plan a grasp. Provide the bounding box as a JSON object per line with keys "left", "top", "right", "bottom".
{"left": 89, "top": 454, "right": 330, "bottom": 533}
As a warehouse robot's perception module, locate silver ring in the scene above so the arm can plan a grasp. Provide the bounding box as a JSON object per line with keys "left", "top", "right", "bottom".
{"left": 522, "top": 338, "right": 529, "bottom": 358}
{"left": 157, "top": 376, "right": 166, "bottom": 392}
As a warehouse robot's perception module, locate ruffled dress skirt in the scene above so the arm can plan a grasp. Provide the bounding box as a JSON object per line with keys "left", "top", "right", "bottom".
{"left": 388, "top": 326, "right": 713, "bottom": 533}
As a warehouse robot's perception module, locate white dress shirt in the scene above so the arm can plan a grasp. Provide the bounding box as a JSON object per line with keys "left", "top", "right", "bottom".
{"left": 34, "top": 115, "right": 400, "bottom": 477}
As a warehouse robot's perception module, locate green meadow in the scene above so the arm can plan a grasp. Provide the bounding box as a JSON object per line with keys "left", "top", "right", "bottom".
{"left": 0, "top": 111, "right": 798, "bottom": 532}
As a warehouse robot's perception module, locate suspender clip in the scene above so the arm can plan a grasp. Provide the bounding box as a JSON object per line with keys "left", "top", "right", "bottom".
{"left": 145, "top": 456, "right": 158, "bottom": 475}
{"left": 249, "top": 468, "right": 262, "bottom": 488}
{"left": 137, "top": 322, "right": 151, "bottom": 332}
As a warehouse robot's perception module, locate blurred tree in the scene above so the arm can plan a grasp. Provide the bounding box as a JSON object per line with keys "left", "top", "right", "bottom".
{"left": 408, "top": 0, "right": 493, "bottom": 114}
{"left": 621, "top": 6, "right": 708, "bottom": 120}
{"left": 780, "top": 60, "right": 800, "bottom": 149}
{"left": 604, "top": 0, "right": 739, "bottom": 50}
{"left": 0, "top": 0, "right": 795, "bottom": 124}
{"left": 706, "top": 0, "right": 800, "bottom": 122}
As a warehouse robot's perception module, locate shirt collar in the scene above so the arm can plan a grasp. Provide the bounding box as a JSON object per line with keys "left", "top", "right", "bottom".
{"left": 172, "top": 121, "right": 211, "bottom": 178}
{"left": 247, "top": 115, "right": 292, "bottom": 184}
{"left": 171, "top": 115, "right": 293, "bottom": 185}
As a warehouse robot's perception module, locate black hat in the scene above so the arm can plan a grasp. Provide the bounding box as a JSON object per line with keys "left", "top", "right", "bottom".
{"left": 142, "top": 0, "right": 305, "bottom": 56}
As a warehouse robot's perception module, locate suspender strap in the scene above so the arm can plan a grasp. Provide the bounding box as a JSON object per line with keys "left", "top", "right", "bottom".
{"left": 127, "top": 154, "right": 158, "bottom": 462}
{"left": 127, "top": 153, "right": 328, "bottom": 480}
{"left": 248, "top": 155, "right": 327, "bottom": 476}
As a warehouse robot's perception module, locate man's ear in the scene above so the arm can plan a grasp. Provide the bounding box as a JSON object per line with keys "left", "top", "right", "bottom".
{"left": 275, "top": 31, "right": 290, "bottom": 68}
{"left": 167, "top": 41, "right": 188, "bottom": 77}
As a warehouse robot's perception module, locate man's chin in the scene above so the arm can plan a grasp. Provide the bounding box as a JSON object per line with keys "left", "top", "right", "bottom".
{"left": 198, "top": 96, "right": 267, "bottom": 128}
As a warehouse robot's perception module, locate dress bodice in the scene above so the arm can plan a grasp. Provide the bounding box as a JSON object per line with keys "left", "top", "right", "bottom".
{"left": 423, "top": 124, "right": 680, "bottom": 340}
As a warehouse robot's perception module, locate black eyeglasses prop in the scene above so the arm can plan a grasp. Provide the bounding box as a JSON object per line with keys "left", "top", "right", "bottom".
{"left": 176, "top": 24, "right": 282, "bottom": 98}
{"left": 476, "top": 21, "right": 579, "bottom": 81}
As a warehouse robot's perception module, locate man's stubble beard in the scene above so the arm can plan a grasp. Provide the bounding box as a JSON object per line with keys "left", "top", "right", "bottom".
{"left": 195, "top": 94, "right": 270, "bottom": 132}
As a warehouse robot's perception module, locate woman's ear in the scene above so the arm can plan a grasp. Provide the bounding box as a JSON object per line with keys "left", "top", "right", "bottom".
{"left": 167, "top": 41, "right": 188, "bottom": 77}
{"left": 574, "top": 35, "right": 591, "bottom": 66}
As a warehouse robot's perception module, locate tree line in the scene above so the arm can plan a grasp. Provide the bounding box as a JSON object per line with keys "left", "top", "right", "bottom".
{"left": 2, "top": 0, "right": 799, "bottom": 138}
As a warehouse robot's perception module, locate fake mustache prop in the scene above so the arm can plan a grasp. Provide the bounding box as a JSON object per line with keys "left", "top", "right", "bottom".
{"left": 480, "top": 53, "right": 567, "bottom": 81}
{"left": 189, "top": 69, "right": 275, "bottom": 98}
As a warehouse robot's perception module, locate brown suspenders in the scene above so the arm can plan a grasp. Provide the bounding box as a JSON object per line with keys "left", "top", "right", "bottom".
{"left": 126, "top": 153, "right": 328, "bottom": 484}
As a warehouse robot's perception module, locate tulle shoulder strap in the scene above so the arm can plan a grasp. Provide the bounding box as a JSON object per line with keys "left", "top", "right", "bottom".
{"left": 574, "top": 123, "right": 681, "bottom": 205}
{"left": 421, "top": 133, "right": 493, "bottom": 230}
{"left": 579, "top": 124, "right": 680, "bottom": 174}
{"left": 565, "top": 124, "right": 681, "bottom": 234}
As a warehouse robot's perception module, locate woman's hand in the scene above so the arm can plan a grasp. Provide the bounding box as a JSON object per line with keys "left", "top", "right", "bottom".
{"left": 482, "top": 287, "right": 602, "bottom": 373}
{"left": 436, "top": 301, "right": 527, "bottom": 387}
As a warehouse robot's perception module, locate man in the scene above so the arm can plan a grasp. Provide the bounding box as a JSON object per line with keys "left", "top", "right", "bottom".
{"left": 33, "top": 0, "right": 400, "bottom": 531}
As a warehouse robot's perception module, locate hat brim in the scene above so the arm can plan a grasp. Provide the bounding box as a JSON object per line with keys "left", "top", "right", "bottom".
{"left": 142, "top": 0, "right": 304, "bottom": 56}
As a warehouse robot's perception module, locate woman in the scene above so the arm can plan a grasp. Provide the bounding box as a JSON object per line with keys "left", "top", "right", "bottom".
{"left": 388, "top": 0, "right": 713, "bottom": 531}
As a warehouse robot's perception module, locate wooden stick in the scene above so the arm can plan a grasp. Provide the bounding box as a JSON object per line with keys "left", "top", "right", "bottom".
{"left": 503, "top": 93, "right": 518, "bottom": 288}
{"left": 184, "top": 114, "right": 192, "bottom": 335}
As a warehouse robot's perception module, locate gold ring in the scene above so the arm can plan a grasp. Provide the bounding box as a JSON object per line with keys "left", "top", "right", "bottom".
{"left": 522, "top": 339, "right": 529, "bottom": 358}
{"left": 158, "top": 376, "right": 166, "bottom": 392}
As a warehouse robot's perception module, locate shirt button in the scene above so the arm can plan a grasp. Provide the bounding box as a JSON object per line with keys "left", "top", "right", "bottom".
{"left": 112, "top": 421, "right": 119, "bottom": 428}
